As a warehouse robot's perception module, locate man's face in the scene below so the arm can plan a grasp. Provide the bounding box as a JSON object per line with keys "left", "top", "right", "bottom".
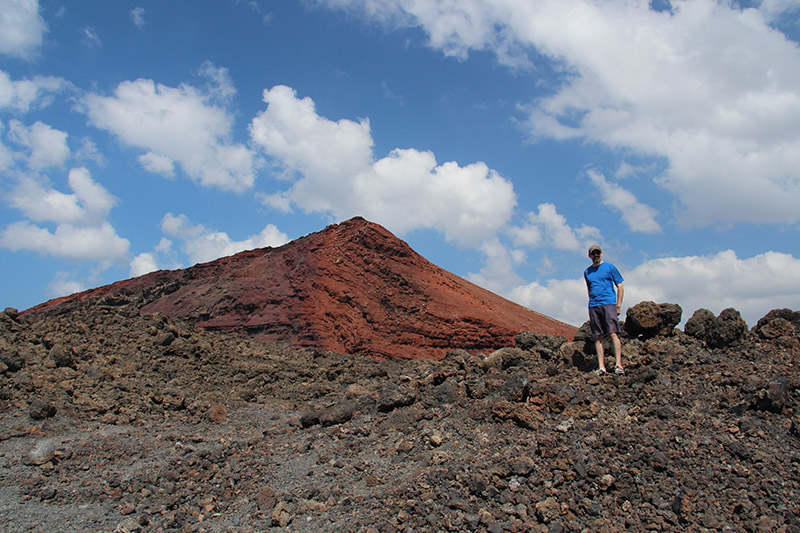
{"left": 590, "top": 250, "right": 602, "bottom": 265}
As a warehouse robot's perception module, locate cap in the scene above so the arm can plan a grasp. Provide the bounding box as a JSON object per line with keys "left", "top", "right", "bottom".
{"left": 588, "top": 245, "right": 602, "bottom": 254}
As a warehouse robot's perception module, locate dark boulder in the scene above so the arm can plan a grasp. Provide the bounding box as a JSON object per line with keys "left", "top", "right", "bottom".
{"left": 29, "top": 399, "right": 57, "bottom": 420}
{"left": 685, "top": 308, "right": 748, "bottom": 348}
{"left": 377, "top": 384, "right": 417, "bottom": 412}
{"left": 684, "top": 309, "right": 716, "bottom": 339}
{"left": 318, "top": 400, "right": 358, "bottom": 426}
{"left": 515, "top": 331, "right": 567, "bottom": 352}
{"left": 573, "top": 322, "right": 595, "bottom": 343}
{"left": 0, "top": 337, "right": 24, "bottom": 372}
{"left": 753, "top": 309, "right": 799, "bottom": 339}
{"left": 48, "top": 343, "right": 75, "bottom": 369}
{"left": 624, "top": 301, "right": 682, "bottom": 339}
{"left": 748, "top": 377, "right": 790, "bottom": 413}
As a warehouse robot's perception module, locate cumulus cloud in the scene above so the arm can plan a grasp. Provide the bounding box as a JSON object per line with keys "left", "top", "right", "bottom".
{"left": 84, "top": 65, "right": 256, "bottom": 192}
{"left": 0, "top": 0, "right": 46, "bottom": 59}
{"left": 510, "top": 277, "right": 588, "bottom": 327}
{"left": 758, "top": 0, "right": 800, "bottom": 21}
{"left": 623, "top": 250, "right": 800, "bottom": 324}
{"left": 466, "top": 238, "right": 525, "bottom": 295}
{"left": 1, "top": 220, "right": 128, "bottom": 260}
{"left": 129, "top": 238, "right": 174, "bottom": 277}
{"left": 46, "top": 272, "right": 86, "bottom": 299}
{"left": 0, "top": 167, "right": 129, "bottom": 260}
{"left": 0, "top": 70, "right": 69, "bottom": 113}
{"left": 137, "top": 151, "right": 175, "bottom": 177}
{"left": 509, "top": 250, "right": 800, "bottom": 328}
{"left": 321, "top": 0, "right": 800, "bottom": 227}
{"left": 508, "top": 203, "right": 601, "bottom": 251}
{"left": 6, "top": 120, "right": 70, "bottom": 169}
{"left": 160, "top": 213, "right": 289, "bottom": 265}
{"left": 129, "top": 252, "right": 158, "bottom": 277}
{"left": 523, "top": 1, "right": 800, "bottom": 227}
{"left": 587, "top": 170, "right": 661, "bottom": 233}
{"left": 250, "top": 85, "right": 517, "bottom": 246}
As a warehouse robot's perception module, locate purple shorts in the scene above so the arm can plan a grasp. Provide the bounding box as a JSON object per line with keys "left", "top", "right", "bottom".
{"left": 588, "top": 304, "right": 620, "bottom": 337}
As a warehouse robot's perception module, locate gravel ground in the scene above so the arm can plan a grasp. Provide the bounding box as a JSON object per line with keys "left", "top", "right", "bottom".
{"left": 1, "top": 304, "right": 799, "bottom": 532}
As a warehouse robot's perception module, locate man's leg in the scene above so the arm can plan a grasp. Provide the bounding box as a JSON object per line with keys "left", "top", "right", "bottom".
{"left": 595, "top": 336, "right": 606, "bottom": 372}
{"left": 610, "top": 332, "right": 622, "bottom": 369}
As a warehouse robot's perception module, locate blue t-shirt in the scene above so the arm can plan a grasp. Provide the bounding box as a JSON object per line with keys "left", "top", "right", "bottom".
{"left": 584, "top": 262, "right": 624, "bottom": 308}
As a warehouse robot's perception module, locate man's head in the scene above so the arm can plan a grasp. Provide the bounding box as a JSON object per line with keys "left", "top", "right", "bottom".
{"left": 588, "top": 245, "right": 602, "bottom": 264}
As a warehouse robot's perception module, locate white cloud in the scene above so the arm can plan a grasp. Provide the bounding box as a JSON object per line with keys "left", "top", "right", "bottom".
{"left": 198, "top": 61, "right": 236, "bottom": 105}
{"left": 46, "top": 273, "right": 86, "bottom": 299}
{"left": 6, "top": 120, "right": 70, "bottom": 169}
{"left": 1, "top": 220, "right": 129, "bottom": 260}
{"left": 509, "top": 249, "right": 800, "bottom": 329}
{"left": 129, "top": 238, "right": 175, "bottom": 277}
{"left": 467, "top": 238, "right": 525, "bottom": 294}
{"left": 0, "top": 0, "right": 46, "bottom": 59}
{"left": 0, "top": 167, "right": 129, "bottom": 260}
{"left": 323, "top": 0, "right": 800, "bottom": 227}
{"left": 758, "top": 0, "right": 800, "bottom": 21}
{"left": 624, "top": 250, "right": 800, "bottom": 325}
{"left": 131, "top": 7, "right": 146, "bottom": 28}
{"left": 0, "top": 121, "right": 12, "bottom": 171}
{"left": 510, "top": 277, "right": 588, "bottom": 327}
{"left": 587, "top": 170, "right": 661, "bottom": 233}
{"left": 322, "top": 0, "right": 530, "bottom": 68}
{"left": 509, "top": 203, "right": 601, "bottom": 250}
{"left": 137, "top": 151, "right": 175, "bottom": 177}
{"left": 84, "top": 68, "right": 256, "bottom": 192}
{"left": 10, "top": 167, "right": 116, "bottom": 225}
{"left": 250, "top": 84, "right": 517, "bottom": 246}
{"left": 130, "top": 252, "right": 158, "bottom": 277}
{"left": 0, "top": 70, "right": 69, "bottom": 113}
{"left": 160, "top": 213, "right": 289, "bottom": 265}
{"left": 75, "top": 137, "right": 104, "bottom": 166}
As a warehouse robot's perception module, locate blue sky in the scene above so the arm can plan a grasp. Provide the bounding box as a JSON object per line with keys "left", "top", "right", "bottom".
{"left": 2, "top": 0, "right": 800, "bottom": 328}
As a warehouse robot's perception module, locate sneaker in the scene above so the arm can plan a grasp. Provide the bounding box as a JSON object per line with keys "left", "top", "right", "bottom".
{"left": 614, "top": 366, "right": 624, "bottom": 375}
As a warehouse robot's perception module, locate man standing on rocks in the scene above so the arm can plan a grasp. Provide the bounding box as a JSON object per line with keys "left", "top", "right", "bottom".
{"left": 584, "top": 245, "right": 625, "bottom": 375}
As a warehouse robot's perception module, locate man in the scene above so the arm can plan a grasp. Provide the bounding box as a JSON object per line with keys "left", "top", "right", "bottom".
{"left": 584, "top": 245, "right": 625, "bottom": 375}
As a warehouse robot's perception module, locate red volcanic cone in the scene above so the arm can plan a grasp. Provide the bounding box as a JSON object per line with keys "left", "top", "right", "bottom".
{"left": 25, "top": 217, "right": 576, "bottom": 359}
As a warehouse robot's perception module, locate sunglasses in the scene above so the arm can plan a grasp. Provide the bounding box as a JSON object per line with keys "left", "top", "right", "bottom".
{"left": 590, "top": 251, "right": 602, "bottom": 256}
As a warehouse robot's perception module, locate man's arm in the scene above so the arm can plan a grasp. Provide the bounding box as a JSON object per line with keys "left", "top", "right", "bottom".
{"left": 615, "top": 282, "right": 624, "bottom": 314}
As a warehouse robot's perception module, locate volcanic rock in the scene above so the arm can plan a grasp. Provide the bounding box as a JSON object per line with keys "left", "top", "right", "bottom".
{"left": 754, "top": 308, "right": 800, "bottom": 339}
{"left": 1, "top": 296, "right": 799, "bottom": 531}
{"left": 28, "top": 399, "right": 57, "bottom": 420}
{"left": 685, "top": 307, "right": 749, "bottom": 348}
{"left": 24, "top": 217, "right": 575, "bottom": 360}
{"left": 624, "top": 301, "right": 682, "bottom": 339}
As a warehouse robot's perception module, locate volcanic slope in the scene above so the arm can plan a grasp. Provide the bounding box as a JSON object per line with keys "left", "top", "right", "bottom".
{"left": 25, "top": 217, "right": 576, "bottom": 359}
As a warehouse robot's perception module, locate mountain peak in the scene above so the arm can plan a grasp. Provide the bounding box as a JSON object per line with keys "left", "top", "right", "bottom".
{"left": 26, "top": 217, "right": 576, "bottom": 359}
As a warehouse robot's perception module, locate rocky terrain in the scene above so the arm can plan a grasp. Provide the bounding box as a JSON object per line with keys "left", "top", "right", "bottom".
{"left": 3, "top": 219, "right": 799, "bottom": 532}
{"left": 1, "top": 298, "right": 799, "bottom": 532}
